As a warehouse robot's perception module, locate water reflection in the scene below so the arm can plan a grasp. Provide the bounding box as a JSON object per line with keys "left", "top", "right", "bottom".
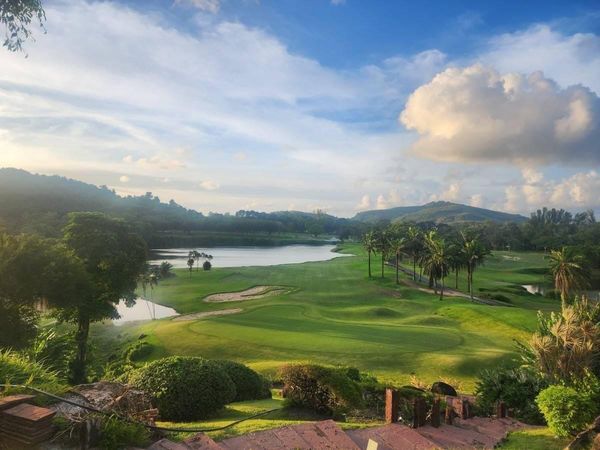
{"left": 113, "top": 298, "right": 178, "bottom": 325}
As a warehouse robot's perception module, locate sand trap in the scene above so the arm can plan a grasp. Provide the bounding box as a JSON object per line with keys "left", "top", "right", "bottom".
{"left": 173, "top": 308, "right": 242, "bottom": 321}
{"left": 203, "top": 285, "right": 291, "bottom": 303}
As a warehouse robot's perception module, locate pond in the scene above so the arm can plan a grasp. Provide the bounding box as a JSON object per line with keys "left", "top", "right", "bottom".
{"left": 522, "top": 284, "right": 600, "bottom": 300}
{"left": 149, "top": 244, "right": 349, "bottom": 269}
{"left": 113, "top": 298, "right": 178, "bottom": 326}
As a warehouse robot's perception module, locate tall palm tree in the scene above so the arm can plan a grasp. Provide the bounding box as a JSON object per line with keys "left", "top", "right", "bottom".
{"left": 362, "top": 231, "right": 377, "bottom": 278}
{"left": 406, "top": 226, "right": 422, "bottom": 281}
{"left": 549, "top": 247, "right": 588, "bottom": 310}
{"left": 461, "top": 234, "right": 490, "bottom": 300}
{"left": 374, "top": 230, "right": 390, "bottom": 278}
{"left": 447, "top": 242, "right": 465, "bottom": 290}
{"left": 422, "top": 231, "right": 449, "bottom": 300}
{"left": 391, "top": 236, "right": 407, "bottom": 285}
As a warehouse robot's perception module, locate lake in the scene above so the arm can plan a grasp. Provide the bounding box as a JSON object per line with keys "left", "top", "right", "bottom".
{"left": 149, "top": 244, "right": 348, "bottom": 269}
{"left": 114, "top": 298, "right": 179, "bottom": 325}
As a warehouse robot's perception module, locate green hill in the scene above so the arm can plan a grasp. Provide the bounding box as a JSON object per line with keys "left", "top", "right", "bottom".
{"left": 353, "top": 201, "right": 527, "bottom": 224}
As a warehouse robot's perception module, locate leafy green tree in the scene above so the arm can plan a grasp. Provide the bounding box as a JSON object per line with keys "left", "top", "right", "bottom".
{"left": 159, "top": 261, "right": 174, "bottom": 278}
{"left": 362, "top": 231, "right": 377, "bottom": 278}
{"left": 0, "top": 0, "right": 45, "bottom": 52}
{"left": 187, "top": 256, "right": 194, "bottom": 278}
{"left": 60, "top": 212, "right": 147, "bottom": 383}
{"left": 549, "top": 247, "right": 588, "bottom": 309}
{"left": 0, "top": 232, "right": 86, "bottom": 350}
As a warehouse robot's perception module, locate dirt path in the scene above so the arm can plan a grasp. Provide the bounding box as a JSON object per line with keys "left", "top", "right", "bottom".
{"left": 172, "top": 308, "right": 243, "bottom": 321}
{"left": 203, "top": 285, "right": 291, "bottom": 303}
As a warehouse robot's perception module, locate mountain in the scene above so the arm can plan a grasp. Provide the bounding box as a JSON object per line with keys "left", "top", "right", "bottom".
{"left": 353, "top": 201, "right": 527, "bottom": 224}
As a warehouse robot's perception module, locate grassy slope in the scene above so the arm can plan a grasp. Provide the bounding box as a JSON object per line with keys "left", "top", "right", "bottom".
{"left": 100, "top": 244, "right": 557, "bottom": 391}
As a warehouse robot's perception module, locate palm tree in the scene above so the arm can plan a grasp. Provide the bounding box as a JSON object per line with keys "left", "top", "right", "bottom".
{"left": 406, "top": 226, "right": 422, "bottom": 281}
{"left": 391, "top": 236, "right": 407, "bottom": 285}
{"left": 362, "top": 231, "right": 377, "bottom": 278}
{"left": 374, "top": 230, "right": 390, "bottom": 278}
{"left": 447, "top": 242, "right": 465, "bottom": 290}
{"left": 187, "top": 257, "right": 194, "bottom": 278}
{"left": 461, "top": 234, "right": 490, "bottom": 300}
{"left": 422, "top": 231, "right": 449, "bottom": 300}
{"left": 549, "top": 247, "right": 588, "bottom": 309}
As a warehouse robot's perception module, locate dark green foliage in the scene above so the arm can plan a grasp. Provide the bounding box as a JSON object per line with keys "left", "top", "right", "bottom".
{"left": 536, "top": 385, "right": 596, "bottom": 437}
{"left": 475, "top": 366, "right": 547, "bottom": 424}
{"left": 124, "top": 341, "right": 153, "bottom": 362}
{"left": 213, "top": 360, "right": 271, "bottom": 401}
{"left": 0, "top": 349, "right": 64, "bottom": 393}
{"left": 0, "top": 0, "right": 46, "bottom": 52}
{"left": 203, "top": 260, "right": 212, "bottom": 271}
{"left": 97, "top": 415, "right": 151, "bottom": 450}
{"left": 29, "top": 329, "right": 74, "bottom": 381}
{"left": 129, "top": 356, "right": 236, "bottom": 421}
{"left": 279, "top": 364, "right": 363, "bottom": 415}
{"left": 0, "top": 299, "right": 37, "bottom": 349}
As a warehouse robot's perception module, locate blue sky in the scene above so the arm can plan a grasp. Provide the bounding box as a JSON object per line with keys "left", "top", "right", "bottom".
{"left": 0, "top": 0, "right": 599, "bottom": 216}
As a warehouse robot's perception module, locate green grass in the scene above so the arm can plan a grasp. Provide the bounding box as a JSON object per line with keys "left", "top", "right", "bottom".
{"left": 498, "top": 427, "right": 570, "bottom": 450}
{"left": 95, "top": 244, "right": 558, "bottom": 391}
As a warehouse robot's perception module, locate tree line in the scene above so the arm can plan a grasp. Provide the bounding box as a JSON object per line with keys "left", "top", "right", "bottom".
{"left": 362, "top": 224, "right": 490, "bottom": 300}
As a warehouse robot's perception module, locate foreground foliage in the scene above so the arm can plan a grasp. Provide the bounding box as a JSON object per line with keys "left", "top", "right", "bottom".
{"left": 536, "top": 384, "right": 597, "bottom": 437}
{"left": 129, "top": 356, "right": 236, "bottom": 421}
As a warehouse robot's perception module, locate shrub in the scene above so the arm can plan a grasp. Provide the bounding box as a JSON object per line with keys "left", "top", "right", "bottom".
{"left": 279, "top": 364, "right": 363, "bottom": 415}
{"left": 203, "top": 261, "right": 212, "bottom": 271}
{"left": 213, "top": 360, "right": 271, "bottom": 401}
{"left": 125, "top": 341, "right": 153, "bottom": 362}
{"left": 129, "top": 356, "right": 236, "bottom": 421}
{"left": 0, "top": 349, "right": 65, "bottom": 394}
{"left": 97, "top": 415, "right": 151, "bottom": 450}
{"left": 536, "top": 385, "right": 595, "bottom": 437}
{"left": 475, "top": 366, "right": 547, "bottom": 424}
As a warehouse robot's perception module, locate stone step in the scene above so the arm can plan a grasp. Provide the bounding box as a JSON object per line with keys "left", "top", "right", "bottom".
{"left": 0, "top": 395, "right": 35, "bottom": 411}
{"left": 347, "top": 423, "right": 441, "bottom": 450}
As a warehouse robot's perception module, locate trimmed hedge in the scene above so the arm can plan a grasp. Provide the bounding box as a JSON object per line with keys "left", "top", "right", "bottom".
{"left": 536, "top": 385, "right": 595, "bottom": 437}
{"left": 279, "top": 364, "right": 363, "bottom": 415}
{"left": 129, "top": 356, "right": 236, "bottom": 421}
{"left": 213, "top": 360, "right": 271, "bottom": 401}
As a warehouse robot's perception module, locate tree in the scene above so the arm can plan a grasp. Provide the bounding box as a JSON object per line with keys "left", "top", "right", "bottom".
{"left": 405, "top": 226, "right": 423, "bottom": 281}
{"left": 549, "top": 247, "right": 588, "bottom": 310}
{"left": 362, "top": 231, "right": 377, "bottom": 278}
{"left": 159, "top": 261, "right": 174, "bottom": 278}
{"left": 447, "top": 242, "right": 465, "bottom": 290}
{"left": 461, "top": 233, "right": 490, "bottom": 300}
{"left": 1, "top": 0, "right": 46, "bottom": 52}
{"left": 422, "top": 231, "right": 449, "bottom": 300}
{"left": 374, "top": 229, "right": 390, "bottom": 278}
{"left": 60, "top": 212, "right": 147, "bottom": 383}
{"left": 187, "top": 256, "right": 194, "bottom": 278}
{"left": 390, "top": 236, "right": 407, "bottom": 285}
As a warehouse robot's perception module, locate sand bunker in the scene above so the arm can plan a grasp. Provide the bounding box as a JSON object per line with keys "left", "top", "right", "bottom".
{"left": 173, "top": 308, "right": 242, "bottom": 321}
{"left": 203, "top": 285, "right": 291, "bottom": 303}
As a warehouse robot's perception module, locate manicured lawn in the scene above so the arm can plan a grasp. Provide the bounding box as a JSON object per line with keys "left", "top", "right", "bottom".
{"left": 97, "top": 244, "right": 558, "bottom": 391}
{"left": 498, "top": 427, "right": 570, "bottom": 449}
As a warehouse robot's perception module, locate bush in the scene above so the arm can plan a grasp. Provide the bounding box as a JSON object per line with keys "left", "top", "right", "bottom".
{"left": 125, "top": 341, "right": 153, "bottom": 362}
{"left": 129, "top": 356, "right": 236, "bottom": 421}
{"left": 0, "top": 349, "right": 65, "bottom": 393}
{"left": 279, "top": 364, "right": 363, "bottom": 415}
{"left": 213, "top": 360, "right": 271, "bottom": 401}
{"left": 536, "top": 385, "right": 595, "bottom": 437}
{"left": 97, "top": 415, "right": 151, "bottom": 450}
{"left": 203, "top": 261, "right": 212, "bottom": 271}
{"left": 475, "top": 366, "right": 547, "bottom": 424}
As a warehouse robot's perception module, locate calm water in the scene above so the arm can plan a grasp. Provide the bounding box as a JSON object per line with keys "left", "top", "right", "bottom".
{"left": 149, "top": 244, "right": 348, "bottom": 269}
{"left": 113, "top": 298, "right": 178, "bottom": 325}
{"left": 522, "top": 284, "right": 600, "bottom": 300}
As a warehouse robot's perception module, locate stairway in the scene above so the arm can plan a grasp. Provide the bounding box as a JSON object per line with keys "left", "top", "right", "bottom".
{"left": 147, "top": 417, "right": 527, "bottom": 450}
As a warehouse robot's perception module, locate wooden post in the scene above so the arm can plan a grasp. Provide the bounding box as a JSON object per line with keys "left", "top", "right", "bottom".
{"left": 385, "top": 389, "right": 399, "bottom": 424}
{"left": 497, "top": 401, "right": 506, "bottom": 419}
{"left": 431, "top": 398, "right": 440, "bottom": 428}
{"left": 445, "top": 403, "right": 453, "bottom": 425}
{"left": 411, "top": 397, "right": 426, "bottom": 428}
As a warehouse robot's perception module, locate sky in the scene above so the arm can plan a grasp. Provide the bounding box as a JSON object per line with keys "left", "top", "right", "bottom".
{"left": 0, "top": 0, "right": 599, "bottom": 217}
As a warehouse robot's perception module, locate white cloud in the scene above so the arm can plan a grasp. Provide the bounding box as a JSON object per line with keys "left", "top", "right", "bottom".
{"left": 440, "top": 182, "right": 461, "bottom": 201}
{"left": 376, "top": 194, "right": 388, "bottom": 210}
{"left": 175, "top": 0, "right": 221, "bottom": 13}
{"left": 199, "top": 180, "right": 220, "bottom": 190}
{"left": 356, "top": 194, "right": 370, "bottom": 211}
{"left": 470, "top": 194, "right": 483, "bottom": 207}
{"left": 119, "top": 175, "right": 130, "bottom": 183}
{"left": 400, "top": 64, "right": 600, "bottom": 165}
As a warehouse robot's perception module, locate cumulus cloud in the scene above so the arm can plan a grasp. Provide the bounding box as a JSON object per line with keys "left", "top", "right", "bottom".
{"left": 470, "top": 194, "right": 483, "bottom": 207}
{"left": 376, "top": 194, "right": 388, "bottom": 209}
{"left": 400, "top": 64, "right": 600, "bottom": 165}
{"left": 119, "top": 175, "right": 130, "bottom": 183}
{"left": 356, "top": 194, "right": 371, "bottom": 211}
{"left": 123, "top": 155, "right": 186, "bottom": 170}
